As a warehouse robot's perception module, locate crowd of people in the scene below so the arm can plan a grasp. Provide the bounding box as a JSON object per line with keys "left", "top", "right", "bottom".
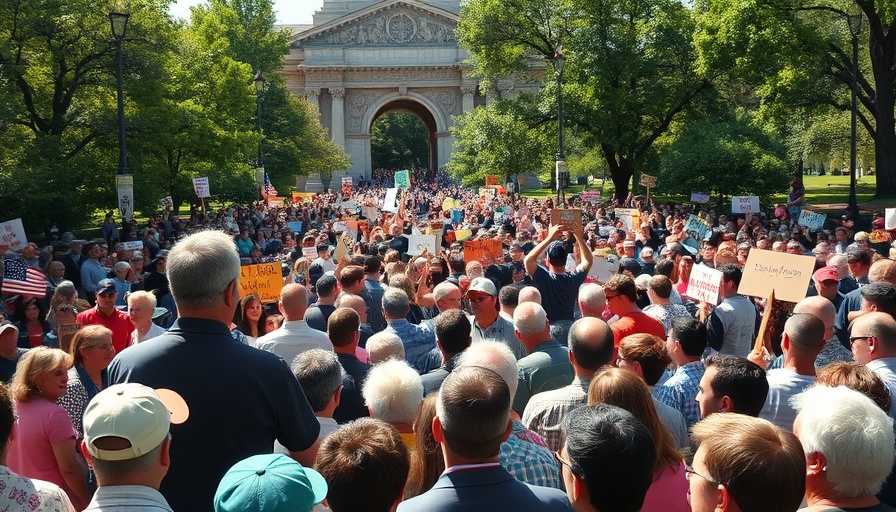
{"left": 0, "top": 167, "right": 895, "bottom": 511}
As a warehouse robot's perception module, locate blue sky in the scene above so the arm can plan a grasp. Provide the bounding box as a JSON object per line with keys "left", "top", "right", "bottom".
{"left": 168, "top": 0, "right": 324, "bottom": 24}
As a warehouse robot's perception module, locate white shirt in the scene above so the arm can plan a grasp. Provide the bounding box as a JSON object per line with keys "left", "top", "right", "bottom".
{"left": 0, "top": 466, "right": 75, "bottom": 512}
{"left": 83, "top": 485, "right": 173, "bottom": 512}
{"left": 312, "top": 257, "right": 337, "bottom": 273}
{"left": 868, "top": 357, "right": 896, "bottom": 420}
{"left": 759, "top": 368, "right": 815, "bottom": 431}
{"left": 131, "top": 322, "right": 167, "bottom": 345}
{"left": 256, "top": 319, "right": 333, "bottom": 364}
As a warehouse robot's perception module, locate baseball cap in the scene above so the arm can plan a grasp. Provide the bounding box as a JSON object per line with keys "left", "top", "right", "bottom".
{"left": 96, "top": 279, "right": 117, "bottom": 296}
{"left": 214, "top": 454, "right": 327, "bottom": 512}
{"left": 467, "top": 277, "right": 497, "bottom": 296}
{"left": 813, "top": 266, "right": 839, "bottom": 283}
{"left": 83, "top": 383, "right": 189, "bottom": 461}
{"left": 547, "top": 241, "right": 567, "bottom": 263}
{"left": 0, "top": 320, "right": 18, "bottom": 336}
{"left": 619, "top": 257, "right": 642, "bottom": 277}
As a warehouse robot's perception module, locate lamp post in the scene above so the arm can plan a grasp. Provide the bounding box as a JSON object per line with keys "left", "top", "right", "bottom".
{"left": 847, "top": 9, "right": 862, "bottom": 221}
{"left": 553, "top": 45, "right": 567, "bottom": 206}
{"left": 109, "top": 5, "right": 132, "bottom": 220}
{"left": 254, "top": 71, "right": 266, "bottom": 172}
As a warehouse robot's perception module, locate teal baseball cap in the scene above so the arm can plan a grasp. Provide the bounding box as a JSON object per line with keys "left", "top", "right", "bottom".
{"left": 214, "top": 454, "right": 328, "bottom": 512}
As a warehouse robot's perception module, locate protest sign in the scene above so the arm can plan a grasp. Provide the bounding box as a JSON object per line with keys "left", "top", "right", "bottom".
{"left": 117, "top": 174, "right": 134, "bottom": 221}
{"left": 738, "top": 250, "right": 816, "bottom": 303}
{"left": 886, "top": 208, "right": 896, "bottom": 230}
{"left": 494, "top": 206, "right": 508, "bottom": 223}
{"left": 58, "top": 323, "right": 82, "bottom": 355}
{"left": 451, "top": 209, "right": 463, "bottom": 223}
{"left": 485, "top": 175, "right": 499, "bottom": 186}
{"left": 588, "top": 254, "right": 620, "bottom": 284}
{"left": 407, "top": 234, "right": 438, "bottom": 256}
{"left": 581, "top": 191, "right": 601, "bottom": 204}
{"left": 687, "top": 265, "right": 724, "bottom": 305}
{"left": 193, "top": 177, "right": 210, "bottom": 198}
{"left": 287, "top": 221, "right": 303, "bottom": 233}
{"left": 691, "top": 191, "right": 710, "bottom": 204}
{"left": 362, "top": 204, "right": 380, "bottom": 221}
{"left": 293, "top": 192, "right": 316, "bottom": 204}
{"left": 478, "top": 187, "right": 496, "bottom": 200}
{"left": 160, "top": 196, "right": 173, "bottom": 209}
{"left": 0, "top": 218, "right": 27, "bottom": 252}
{"left": 731, "top": 196, "right": 760, "bottom": 214}
{"left": 551, "top": 209, "right": 582, "bottom": 229}
{"left": 797, "top": 210, "right": 826, "bottom": 230}
{"left": 455, "top": 229, "right": 473, "bottom": 241}
{"left": 463, "top": 239, "right": 503, "bottom": 264}
{"left": 122, "top": 241, "right": 144, "bottom": 252}
{"left": 302, "top": 246, "right": 317, "bottom": 260}
{"left": 394, "top": 170, "right": 410, "bottom": 189}
{"left": 383, "top": 188, "right": 399, "bottom": 213}
{"left": 684, "top": 215, "right": 708, "bottom": 241}
{"left": 614, "top": 208, "right": 640, "bottom": 232}
{"left": 334, "top": 236, "right": 349, "bottom": 262}
{"left": 442, "top": 198, "right": 457, "bottom": 210}
{"left": 268, "top": 197, "right": 284, "bottom": 208}
{"left": 639, "top": 174, "right": 657, "bottom": 188}
{"left": 239, "top": 263, "right": 284, "bottom": 303}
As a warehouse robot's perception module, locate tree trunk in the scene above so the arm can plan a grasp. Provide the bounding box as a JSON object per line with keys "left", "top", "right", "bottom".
{"left": 867, "top": 13, "right": 896, "bottom": 198}
{"left": 601, "top": 144, "right": 633, "bottom": 200}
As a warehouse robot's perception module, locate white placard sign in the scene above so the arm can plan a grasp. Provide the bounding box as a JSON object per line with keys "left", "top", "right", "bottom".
{"left": 122, "top": 241, "right": 144, "bottom": 251}
{"left": 302, "top": 246, "right": 318, "bottom": 260}
{"left": 797, "top": 210, "right": 827, "bottom": 230}
{"left": 691, "top": 191, "right": 710, "bottom": 203}
{"left": 731, "top": 196, "right": 760, "bottom": 214}
{"left": 588, "top": 254, "right": 620, "bottom": 284}
{"left": 383, "top": 188, "right": 399, "bottom": 213}
{"left": 686, "top": 265, "right": 724, "bottom": 305}
{"left": 0, "top": 218, "right": 28, "bottom": 252}
{"left": 886, "top": 208, "right": 896, "bottom": 230}
{"left": 407, "top": 234, "right": 438, "bottom": 256}
{"left": 116, "top": 174, "right": 134, "bottom": 221}
{"left": 193, "top": 177, "right": 211, "bottom": 198}
{"left": 614, "top": 208, "right": 639, "bottom": 232}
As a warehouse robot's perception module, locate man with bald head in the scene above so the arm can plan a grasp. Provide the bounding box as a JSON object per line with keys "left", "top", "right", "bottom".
{"left": 257, "top": 283, "right": 333, "bottom": 364}
{"left": 517, "top": 286, "right": 542, "bottom": 305}
{"left": 432, "top": 282, "right": 462, "bottom": 313}
{"left": 521, "top": 317, "right": 614, "bottom": 451}
{"left": 850, "top": 311, "right": 896, "bottom": 419}
{"left": 768, "top": 296, "right": 852, "bottom": 370}
{"left": 758, "top": 313, "right": 826, "bottom": 430}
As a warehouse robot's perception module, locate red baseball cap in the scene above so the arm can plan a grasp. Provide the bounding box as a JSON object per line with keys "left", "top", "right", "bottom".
{"left": 813, "top": 266, "right": 839, "bottom": 283}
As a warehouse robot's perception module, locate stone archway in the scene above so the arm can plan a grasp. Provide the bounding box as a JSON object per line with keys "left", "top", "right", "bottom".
{"left": 366, "top": 93, "right": 442, "bottom": 172}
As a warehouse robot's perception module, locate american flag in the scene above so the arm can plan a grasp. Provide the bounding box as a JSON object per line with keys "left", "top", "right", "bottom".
{"left": 263, "top": 172, "right": 278, "bottom": 199}
{"left": 2, "top": 259, "right": 47, "bottom": 298}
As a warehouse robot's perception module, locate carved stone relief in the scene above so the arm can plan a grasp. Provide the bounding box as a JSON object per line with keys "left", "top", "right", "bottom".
{"left": 346, "top": 90, "right": 382, "bottom": 132}
{"left": 313, "top": 9, "right": 457, "bottom": 46}
{"left": 422, "top": 89, "right": 461, "bottom": 116}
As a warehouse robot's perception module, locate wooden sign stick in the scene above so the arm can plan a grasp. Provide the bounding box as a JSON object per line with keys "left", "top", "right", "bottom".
{"left": 753, "top": 289, "right": 775, "bottom": 354}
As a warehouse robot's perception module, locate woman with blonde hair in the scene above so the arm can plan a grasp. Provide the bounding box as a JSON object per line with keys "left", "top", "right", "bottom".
{"left": 8, "top": 347, "right": 90, "bottom": 509}
{"left": 403, "top": 393, "right": 443, "bottom": 499}
{"left": 587, "top": 367, "right": 688, "bottom": 512}
{"left": 57, "top": 325, "right": 116, "bottom": 437}
{"left": 45, "top": 281, "right": 90, "bottom": 331}
{"left": 287, "top": 257, "right": 312, "bottom": 287}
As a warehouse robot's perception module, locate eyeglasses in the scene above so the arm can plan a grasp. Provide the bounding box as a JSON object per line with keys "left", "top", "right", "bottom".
{"left": 685, "top": 464, "right": 719, "bottom": 485}
{"left": 56, "top": 306, "right": 77, "bottom": 314}
{"left": 553, "top": 451, "right": 579, "bottom": 477}
{"left": 850, "top": 335, "right": 874, "bottom": 345}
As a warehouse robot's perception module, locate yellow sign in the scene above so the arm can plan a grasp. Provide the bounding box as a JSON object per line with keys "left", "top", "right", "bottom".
{"left": 239, "top": 263, "right": 284, "bottom": 304}
{"left": 738, "top": 250, "right": 816, "bottom": 303}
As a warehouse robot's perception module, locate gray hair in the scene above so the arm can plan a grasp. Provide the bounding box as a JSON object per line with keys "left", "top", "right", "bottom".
{"left": 793, "top": 385, "right": 895, "bottom": 497}
{"left": 382, "top": 288, "right": 410, "bottom": 318}
{"left": 166, "top": 230, "right": 240, "bottom": 309}
{"left": 457, "top": 340, "right": 519, "bottom": 397}
{"left": 578, "top": 283, "right": 606, "bottom": 310}
{"left": 127, "top": 290, "right": 157, "bottom": 309}
{"left": 362, "top": 359, "right": 423, "bottom": 425}
{"left": 513, "top": 301, "right": 548, "bottom": 337}
{"left": 114, "top": 261, "right": 131, "bottom": 273}
{"left": 291, "top": 349, "right": 342, "bottom": 413}
{"left": 366, "top": 332, "right": 405, "bottom": 364}
{"left": 54, "top": 280, "right": 77, "bottom": 298}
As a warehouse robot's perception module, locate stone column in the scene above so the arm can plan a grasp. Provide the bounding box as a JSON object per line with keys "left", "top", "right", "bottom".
{"left": 330, "top": 87, "right": 346, "bottom": 147}
{"left": 461, "top": 84, "right": 476, "bottom": 114}
{"left": 305, "top": 88, "right": 320, "bottom": 112}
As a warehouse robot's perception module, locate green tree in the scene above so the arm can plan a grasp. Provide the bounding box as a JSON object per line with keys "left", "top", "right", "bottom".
{"left": 446, "top": 100, "right": 554, "bottom": 186}
{"left": 371, "top": 112, "right": 431, "bottom": 170}
{"left": 658, "top": 113, "right": 791, "bottom": 203}
{"left": 457, "top": 0, "right": 711, "bottom": 199}
{"left": 696, "top": 0, "right": 896, "bottom": 197}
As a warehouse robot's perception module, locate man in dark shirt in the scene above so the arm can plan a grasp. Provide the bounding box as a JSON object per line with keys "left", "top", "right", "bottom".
{"left": 109, "top": 230, "right": 319, "bottom": 512}
{"left": 306, "top": 274, "right": 339, "bottom": 332}
{"left": 0, "top": 322, "right": 26, "bottom": 383}
{"left": 329, "top": 307, "right": 371, "bottom": 424}
{"left": 420, "top": 309, "right": 472, "bottom": 396}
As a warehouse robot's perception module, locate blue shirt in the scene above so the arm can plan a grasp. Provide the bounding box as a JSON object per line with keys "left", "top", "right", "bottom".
{"left": 385, "top": 319, "right": 438, "bottom": 374}
{"left": 655, "top": 360, "right": 705, "bottom": 429}
{"left": 499, "top": 420, "right": 561, "bottom": 489}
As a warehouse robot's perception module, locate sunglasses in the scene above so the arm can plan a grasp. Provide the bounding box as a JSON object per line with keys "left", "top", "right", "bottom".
{"left": 56, "top": 306, "right": 77, "bottom": 314}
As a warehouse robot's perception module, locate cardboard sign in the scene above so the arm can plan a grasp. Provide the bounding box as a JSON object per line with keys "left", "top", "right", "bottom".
{"left": 239, "top": 263, "right": 284, "bottom": 304}
{"left": 394, "top": 170, "right": 410, "bottom": 189}
{"left": 122, "top": 241, "right": 144, "bottom": 251}
{"left": 334, "top": 236, "right": 350, "bottom": 263}
{"left": 551, "top": 209, "right": 582, "bottom": 228}
{"left": 455, "top": 229, "right": 473, "bottom": 242}
{"left": 0, "top": 218, "right": 27, "bottom": 252}
{"left": 58, "top": 323, "right": 82, "bottom": 355}
{"left": 691, "top": 191, "right": 710, "bottom": 204}
{"left": 738, "top": 250, "right": 816, "bottom": 303}
{"left": 383, "top": 188, "right": 399, "bottom": 213}
{"left": 302, "top": 246, "right": 318, "bottom": 260}
{"left": 479, "top": 187, "right": 496, "bottom": 198}
{"left": 342, "top": 176, "right": 353, "bottom": 187}
{"left": 581, "top": 191, "right": 601, "bottom": 204}
{"left": 486, "top": 175, "right": 500, "bottom": 186}
{"left": 639, "top": 174, "right": 657, "bottom": 188}
{"left": 292, "top": 192, "right": 316, "bottom": 203}
{"left": 886, "top": 208, "right": 896, "bottom": 230}
{"left": 614, "top": 208, "right": 640, "bottom": 232}
{"left": 588, "top": 253, "right": 620, "bottom": 284}
{"left": 797, "top": 210, "right": 827, "bottom": 230}
{"left": 268, "top": 197, "right": 284, "bottom": 208}
{"left": 193, "top": 177, "right": 210, "bottom": 198}
{"left": 731, "top": 196, "right": 760, "bottom": 214}
{"left": 407, "top": 234, "right": 438, "bottom": 256}
{"left": 463, "top": 239, "right": 503, "bottom": 264}
{"left": 687, "top": 265, "right": 724, "bottom": 305}
{"left": 684, "top": 215, "right": 708, "bottom": 241}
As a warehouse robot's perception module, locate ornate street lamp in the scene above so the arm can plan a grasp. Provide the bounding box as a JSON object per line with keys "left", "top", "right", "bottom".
{"left": 110, "top": 4, "right": 132, "bottom": 220}
{"left": 846, "top": 8, "right": 863, "bottom": 221}
{"left": 254, "top": 70, "right": 266, "bottom": 172}
{"left": 553, "top": 45, "right": 567, "bottom": 206}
